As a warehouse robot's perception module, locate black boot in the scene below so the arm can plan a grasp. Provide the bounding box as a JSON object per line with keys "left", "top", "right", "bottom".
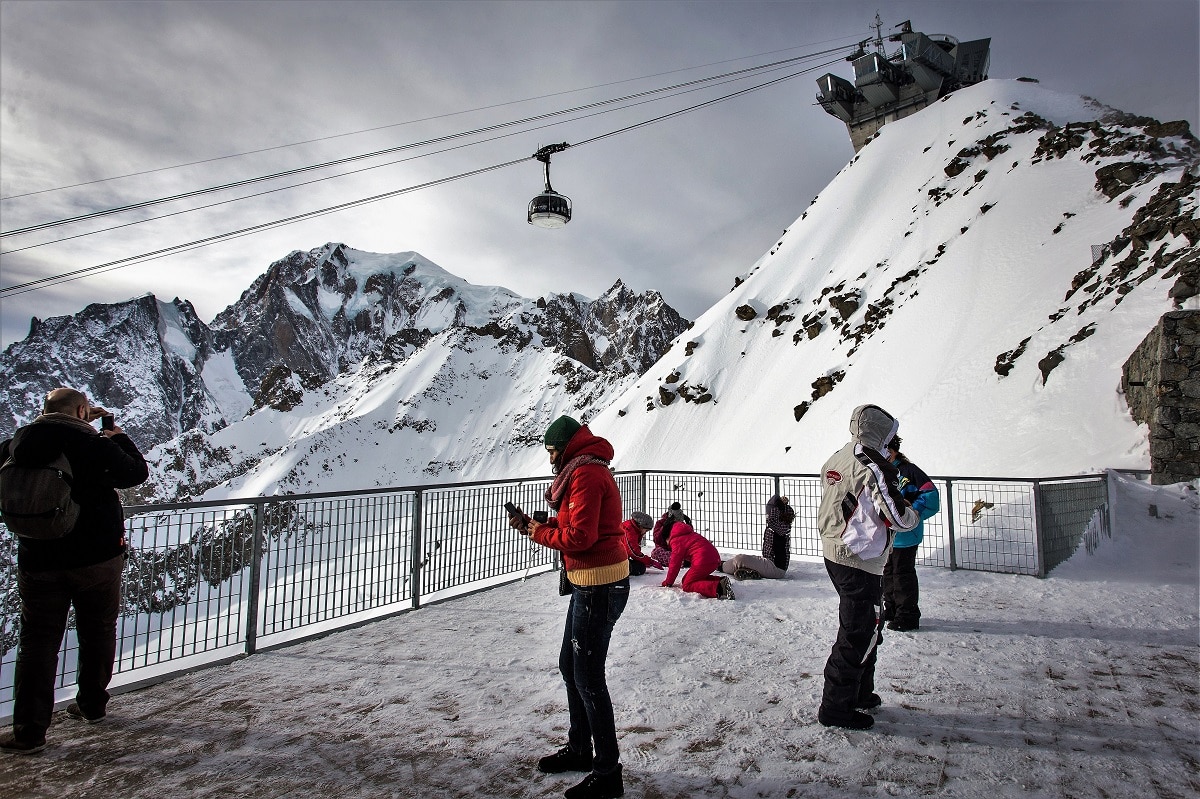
{"left": 538, "top": 746, "right": 593, "bottom": 774}
{"left": 817, "top": 707, "right": 874, "bottom": 730}
{"left": 855, "top": 692, "right": 882, "bottom": 710}
{"left": 564, "top": 765, "right": 624, "bottom": 798}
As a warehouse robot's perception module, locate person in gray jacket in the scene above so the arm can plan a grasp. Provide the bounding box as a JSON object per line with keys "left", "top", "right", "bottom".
{"left": 816, "top": 404, "right": 918, "bottom": 730}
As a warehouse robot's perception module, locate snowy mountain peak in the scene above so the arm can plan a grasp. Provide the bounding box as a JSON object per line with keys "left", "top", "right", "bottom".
{"left": 0, "top": 244, "right": 691, "bottom": 500}
{"left": 595, "top": 80, "right": 1198, "bottom": 476}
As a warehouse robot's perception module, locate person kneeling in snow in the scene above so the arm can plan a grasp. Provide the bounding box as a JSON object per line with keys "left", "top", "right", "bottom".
{"left": 661, "top": 522, "right": 734, "bottom": 600}
{"left": 621, "top": 511, "right": 661, "bottom": 576}
{"left": 649, "top": 502, "right": 689, "bottom": 569}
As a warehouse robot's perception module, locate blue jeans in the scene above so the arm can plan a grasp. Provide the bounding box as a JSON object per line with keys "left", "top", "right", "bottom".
{"left": 559, "top": 577, "right": 629, "bottom": 775}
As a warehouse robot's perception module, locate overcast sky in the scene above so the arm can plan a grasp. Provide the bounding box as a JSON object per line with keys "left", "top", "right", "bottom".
{"left": 1, "top": 0, "right": 1197, "bottom": 349}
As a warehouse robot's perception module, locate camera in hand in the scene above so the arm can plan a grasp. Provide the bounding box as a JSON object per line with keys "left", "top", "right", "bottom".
{"left": 101, "top": 415, "right": 115, "bottom": 431}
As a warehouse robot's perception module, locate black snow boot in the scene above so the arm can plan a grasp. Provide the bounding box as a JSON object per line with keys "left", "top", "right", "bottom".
{"left": 538, "top": 746, "right": 593, "bottom": 774}
{"left": 855, "top": 693, "right": 882, "bottom": 710}
{"left": 564, "top": 765, "right": 624, "bottom": 799}
{"left": 818, "top": 707, "right": 875, "bottom": 730}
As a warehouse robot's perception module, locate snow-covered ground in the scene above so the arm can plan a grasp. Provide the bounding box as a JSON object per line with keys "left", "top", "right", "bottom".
{"left": 1, "top": 472, "right": 1196, "bottom": 798}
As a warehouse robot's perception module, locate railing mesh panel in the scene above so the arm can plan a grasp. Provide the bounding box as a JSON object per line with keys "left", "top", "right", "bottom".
{"left": 259, "top": 492, "right": 414, "bottom": 637}
{"left": 0, "top": 469, "right": 1114, "bottom": 718}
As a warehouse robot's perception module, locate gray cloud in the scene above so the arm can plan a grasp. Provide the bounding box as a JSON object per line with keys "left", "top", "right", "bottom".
{"left": 2, "top": 0, "right": 1196, "bottom": 347}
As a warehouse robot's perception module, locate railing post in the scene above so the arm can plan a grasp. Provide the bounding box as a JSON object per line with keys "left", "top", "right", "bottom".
{"left": 1103, "top": 470, "right": 1114, "bottom": 540}
{"left": 640, "top": 471, "right": 649, "bottom": 514}
{"left": 1032, "top": 480, "right": 1046, "bottom": 578}
{"left": 945, "top": 480, "right": 957, "bottom": 571}
{"left": 244, "top": 500, "right": 265, "bottom": 656}
{"left": 411, "top": 489, "right": 424, "bottom": 610}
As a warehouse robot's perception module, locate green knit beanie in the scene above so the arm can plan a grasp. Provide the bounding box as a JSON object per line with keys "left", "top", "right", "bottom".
{"left": 544, "top": 415, "right": 582, "bottom": 450}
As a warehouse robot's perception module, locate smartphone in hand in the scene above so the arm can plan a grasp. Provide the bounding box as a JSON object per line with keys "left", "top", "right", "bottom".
{"left": 504, "top": 502, "right": 531, "bottom": 531}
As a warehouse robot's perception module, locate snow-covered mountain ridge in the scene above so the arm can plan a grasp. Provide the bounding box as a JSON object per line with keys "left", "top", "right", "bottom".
{"left": 2, "top": 80, "right": 1195, "bottom": 494}
{"left": 594, "top": 80, "right": 1198, "bottom": 476}
{"left": 0, "top": 244, "right": 690, "bottom": 500}
{"left": 0, "top": 294, "right": 246, "bottom": 449}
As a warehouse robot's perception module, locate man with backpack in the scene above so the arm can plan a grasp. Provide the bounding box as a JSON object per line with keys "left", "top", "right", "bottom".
{"left": 0, "top": 387, "right": 148, "bottom": 754}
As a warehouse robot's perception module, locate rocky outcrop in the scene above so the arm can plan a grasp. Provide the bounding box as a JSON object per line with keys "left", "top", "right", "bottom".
{"left": 1123, "top": 311, "right": 1200, "bottom": 484}
{"left": 0, "top": 295, "right": 238, "bottom": 448}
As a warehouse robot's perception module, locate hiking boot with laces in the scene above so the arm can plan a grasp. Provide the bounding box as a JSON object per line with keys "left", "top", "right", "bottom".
{"left": 733, "top": 567, "right": 762, "bottom": 581}
{"left": 538, "top": 745, "right": 593, "bottom": 774}
{"left": 717, "top": 576, "right": 735, "bottom": 600}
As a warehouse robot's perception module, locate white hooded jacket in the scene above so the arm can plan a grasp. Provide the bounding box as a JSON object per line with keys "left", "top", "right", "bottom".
{"left": 817, "top": 405, "right": 920, "bottom": 575}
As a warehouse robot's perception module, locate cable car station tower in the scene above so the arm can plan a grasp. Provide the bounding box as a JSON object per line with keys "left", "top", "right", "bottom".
{"left": 816, "top": 18, "right": 990, "bottom": 152}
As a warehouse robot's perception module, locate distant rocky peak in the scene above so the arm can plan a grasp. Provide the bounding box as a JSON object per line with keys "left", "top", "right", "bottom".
{"left": 531, "top": 280, "right": 689, "bottom": 377}
{"left": 0, "top": 293, "right": 229, "bottom": 446}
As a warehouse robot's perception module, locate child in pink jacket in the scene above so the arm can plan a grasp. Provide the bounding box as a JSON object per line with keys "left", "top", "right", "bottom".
{"left": 661, "top": 522, "right": 735, "bottom": 600}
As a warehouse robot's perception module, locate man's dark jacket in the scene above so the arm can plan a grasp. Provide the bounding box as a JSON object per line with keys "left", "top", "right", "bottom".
{"left": 1, "top": 413, "right": 149, "bottom": 572}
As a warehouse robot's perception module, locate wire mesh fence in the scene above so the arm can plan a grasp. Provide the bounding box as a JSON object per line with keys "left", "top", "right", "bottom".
{"left": 0, "top": 469, "right": 1112, "bottom": 719}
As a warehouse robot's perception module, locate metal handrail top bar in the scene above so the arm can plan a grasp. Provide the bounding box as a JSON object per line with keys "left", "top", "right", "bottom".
{"left": 124, "top": 469, "right": 1114, "bottom": 514}
{"left": 123, "top": 474, "right": 558, "bottom": 513}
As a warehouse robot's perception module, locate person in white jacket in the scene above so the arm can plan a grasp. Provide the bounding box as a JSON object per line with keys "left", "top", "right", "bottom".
{"left": 816, "top": 404, "right": 919, "bottom": 730}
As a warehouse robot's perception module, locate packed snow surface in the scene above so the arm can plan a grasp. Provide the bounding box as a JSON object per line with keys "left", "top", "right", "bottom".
{"left": 1, "top": 473, "right": 1195, "bottom": 798}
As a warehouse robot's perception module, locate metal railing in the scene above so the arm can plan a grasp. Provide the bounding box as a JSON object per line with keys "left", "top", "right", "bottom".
{"left": 0, "top": 469, "right": 1112, "bottom": 719}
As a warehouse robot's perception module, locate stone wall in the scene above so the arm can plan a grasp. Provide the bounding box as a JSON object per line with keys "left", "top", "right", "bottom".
{"left": 1122, "top": 310, "right": 1200, "bottom": 484}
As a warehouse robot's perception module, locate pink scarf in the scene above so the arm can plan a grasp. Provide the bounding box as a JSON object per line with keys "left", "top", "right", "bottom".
{"left": 544, "top": 454, "right": 609, "bottom": 510}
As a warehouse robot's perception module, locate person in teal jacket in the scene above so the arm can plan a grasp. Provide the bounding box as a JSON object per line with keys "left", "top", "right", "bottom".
{"left": 882, "top": 436, "right": 940, "bottom": 631}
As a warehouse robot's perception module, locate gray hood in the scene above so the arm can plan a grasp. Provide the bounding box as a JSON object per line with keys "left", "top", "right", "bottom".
{"left": 849, "top": 404, "right": 899, "bottom": 456}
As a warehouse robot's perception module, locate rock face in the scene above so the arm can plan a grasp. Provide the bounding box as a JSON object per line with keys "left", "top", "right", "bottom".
{"left": 1123, "top": 310, "right": 1200, "bottom": 485}
{"left": 0, "top": 295, "right": 243, "bottom": 448}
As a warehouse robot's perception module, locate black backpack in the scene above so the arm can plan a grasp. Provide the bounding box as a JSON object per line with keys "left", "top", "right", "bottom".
{"left": 0, "top": 452, "right": 80, "bottom": 539}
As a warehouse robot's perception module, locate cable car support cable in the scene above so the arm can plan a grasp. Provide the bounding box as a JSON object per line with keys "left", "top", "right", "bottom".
{"left": 0, "top": 54, "right": 843, "bottom": 296}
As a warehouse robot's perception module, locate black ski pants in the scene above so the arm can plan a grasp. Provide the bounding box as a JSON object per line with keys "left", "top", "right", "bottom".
{"left": 820, "top": 559, "right": 883, "bottom": 717}
{"left": 882, "top": 544, "right": 920, "bottom": 625}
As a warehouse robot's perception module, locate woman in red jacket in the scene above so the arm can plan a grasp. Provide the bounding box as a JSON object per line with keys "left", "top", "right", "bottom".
{"left": 517, "top": 415, "right": 628, "bottom": 799}
{"left": 661, "top": 522, "right": 735, "bottom": 600}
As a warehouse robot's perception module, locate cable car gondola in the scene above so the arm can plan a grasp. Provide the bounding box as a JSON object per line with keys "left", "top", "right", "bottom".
{"left": 527, "top": 143, "right": 572, "bottom": 228}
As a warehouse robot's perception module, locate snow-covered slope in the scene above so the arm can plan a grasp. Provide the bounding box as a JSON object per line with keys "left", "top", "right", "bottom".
{"left": 596, "top": 80, "right": 1198, "bottom": 477}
